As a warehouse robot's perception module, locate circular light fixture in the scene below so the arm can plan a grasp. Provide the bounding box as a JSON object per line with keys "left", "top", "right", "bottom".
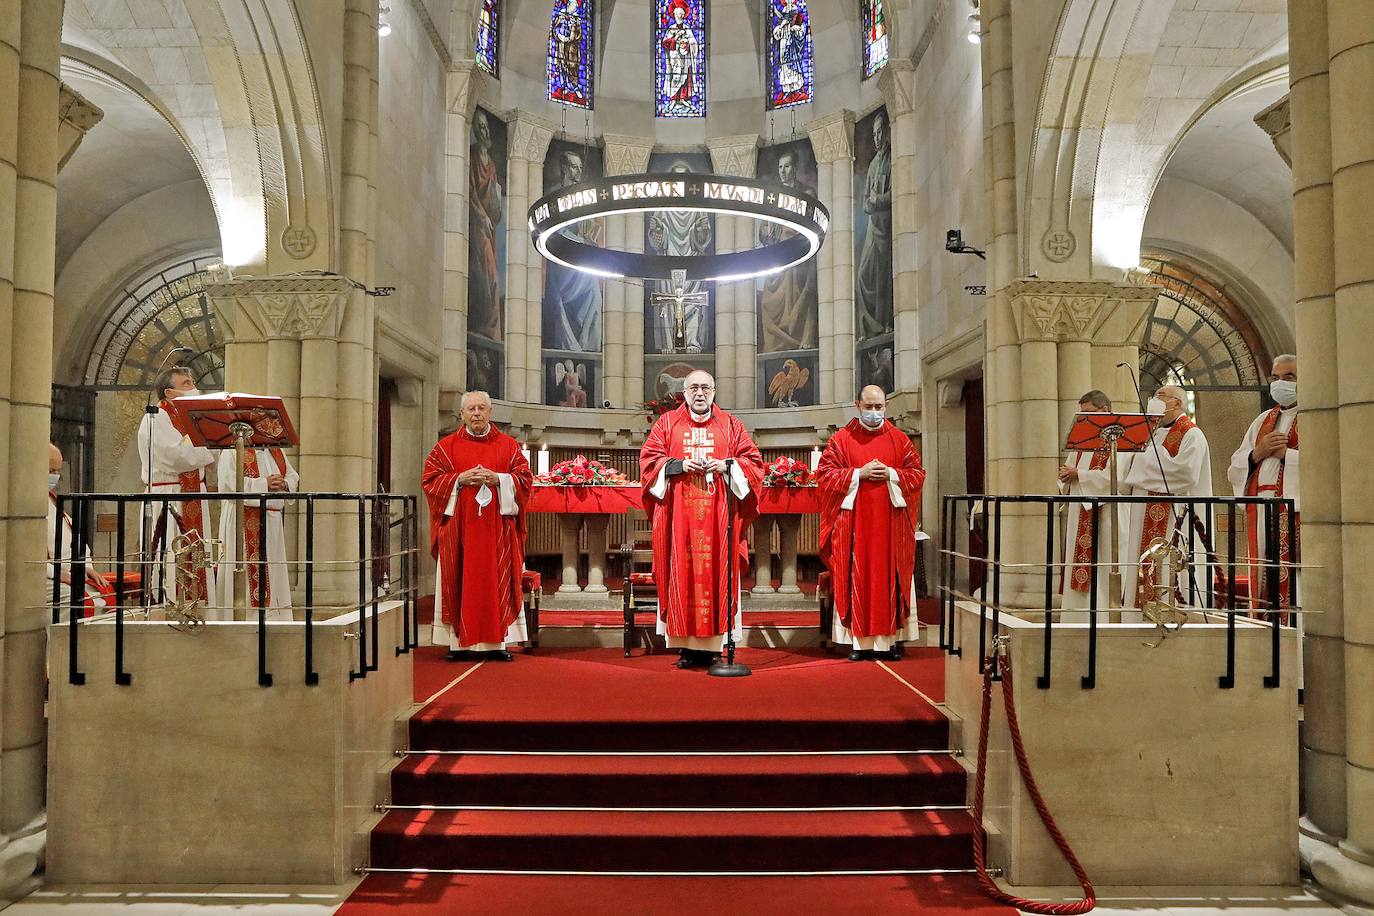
{"left": 528, "top": 173, "right": 830, "bottom": 282}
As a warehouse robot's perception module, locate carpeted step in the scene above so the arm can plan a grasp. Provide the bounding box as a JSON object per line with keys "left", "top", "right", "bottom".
{"left": 390, "top": 751, "right": 966, "bottom": 808}
{"left": 408, "top": 715, "right": 949, "bottom": 753}
{"left": 368, "top": 808, "right": 979, "bottom": 872}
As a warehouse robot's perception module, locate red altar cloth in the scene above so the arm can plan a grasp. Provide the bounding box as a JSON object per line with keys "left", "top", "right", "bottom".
{"left": 526, "top": 484, "right": 821, "bottom": 515}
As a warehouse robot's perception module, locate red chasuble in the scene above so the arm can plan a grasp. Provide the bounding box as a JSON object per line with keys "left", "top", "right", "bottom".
{"left": 422, "top": 426, "right": 533, "bottom": 646}
{"left": 816, "top": 419, "right": 925, "bottom": 638}
{"left": 640, "top": 406, "right": 765, "bottom": 639}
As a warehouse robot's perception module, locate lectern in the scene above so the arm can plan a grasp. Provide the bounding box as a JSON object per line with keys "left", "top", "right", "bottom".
{"left": 166, "top": 394, "right": 297, "bottom": 618}
{"left": 1063, "top": 411, "right": 1158, "bottom": 609}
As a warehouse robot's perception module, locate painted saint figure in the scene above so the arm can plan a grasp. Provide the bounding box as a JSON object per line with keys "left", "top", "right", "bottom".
{"left": 856, "top": 110, "right": 893, "bottom": 339}
{"left": 759, "top": 147, "right": 818, "bottom": 353}
{"left": 468, "top": 110, "right": 504, "bottom": 341}
{"left": 544, "top": 149, "right": 603, "bottom": 351}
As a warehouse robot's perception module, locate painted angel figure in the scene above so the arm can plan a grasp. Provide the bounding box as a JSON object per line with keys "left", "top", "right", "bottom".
{"left": 555, "top": 360, "right": 589, "bottom": 408}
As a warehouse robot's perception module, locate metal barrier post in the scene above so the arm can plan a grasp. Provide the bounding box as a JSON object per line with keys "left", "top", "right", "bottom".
{"left": 304, "top": 497, "right": 318, "bottom": 685}
{"left": 115, "top": 498, "right": 131, "bottom": 685}
{"left": 1039, "top": 499, "right": 1054, "bottom": 688}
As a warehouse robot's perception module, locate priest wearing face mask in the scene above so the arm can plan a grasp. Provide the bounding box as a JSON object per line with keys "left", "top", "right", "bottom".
{"left": 1119, "top": 384, "right": 1212, "bottom": 615}
{"left": 640, "top": 370, "right": 765, "bottom": 669}
{"left": 422, "top": 391, "right": 534, "bottom": 662}
{"left": 816, "top": 386, "right": 925, "bottom": 660}
{"left": 137, "top": 366, "right": 217, "bottom": 608}
{"left": 1227, "top": 354, "right": 1299, "bottom": 619}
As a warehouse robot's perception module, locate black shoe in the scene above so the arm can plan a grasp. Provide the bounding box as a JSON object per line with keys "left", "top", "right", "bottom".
{"left": 675, "top": 656, "right": 697, "bottom": 669}
{"left": 487, "top": 649, "right": 514, "bottom": 662}
{"left": 891, "top": 642, "right": 906, "bottom": 659}
{"left": 879, "top": 647, "right": 902, "bottom": 661}
{"left": 445, "top": 649, "right": 475, "bottom": 662}
{"left": 847, "top": 650, "right": 868, "bottom": 662}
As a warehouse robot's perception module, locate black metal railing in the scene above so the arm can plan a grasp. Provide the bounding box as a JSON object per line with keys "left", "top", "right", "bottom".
{"left": 937, "top": 493, "right": 1300, "bottom": 690}
{"left": 48, "top": 492, "right": 421, "bottom": 688}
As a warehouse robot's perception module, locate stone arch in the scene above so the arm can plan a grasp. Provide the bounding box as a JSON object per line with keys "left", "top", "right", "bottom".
{"left": 62, "top": 0, "right": 336, "bottom": 273}
{"left": 1024, "top": 0, "right": 1287, "bottom": 279}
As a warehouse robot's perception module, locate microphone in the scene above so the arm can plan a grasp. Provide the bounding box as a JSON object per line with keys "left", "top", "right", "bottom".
{"left": 1116, "top": 361, "right": 1146, "bottom": 412}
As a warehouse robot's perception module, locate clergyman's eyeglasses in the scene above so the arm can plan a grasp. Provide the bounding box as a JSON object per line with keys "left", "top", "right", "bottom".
{"left": 685, "top": 384, "right": 714, "bottom": 393}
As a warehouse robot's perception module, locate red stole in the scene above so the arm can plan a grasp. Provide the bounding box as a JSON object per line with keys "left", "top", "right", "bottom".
{"left": 159, "top": 401, "right": 210, "bottom": 601}
{"left": 50, "top": 493, "right": 113, "bottom": 616}
{"left": 1064, "top": 449, "right": 1110, "bottom": 595}
{"left": 422, "top": 426, "right": 532, "bottom": 645}
{"left": 640, "top": 406, "right": 765, "bottom": 638}
{"left": 1245, "top": 407, "right": 1298, "bottom": 620}
{"left": 816, "top": 419, "right": 924, "bottom": 638}
{"left": 241, "top": 448, "right": 287, "bottom": 608}
{"left": 1135, "top": 414, "right": 1196, "bottom": 608}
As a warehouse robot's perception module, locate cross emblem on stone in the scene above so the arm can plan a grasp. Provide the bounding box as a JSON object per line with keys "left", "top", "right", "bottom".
{"left": 1042, "top": 231, "right": 1075, "bottom": 261}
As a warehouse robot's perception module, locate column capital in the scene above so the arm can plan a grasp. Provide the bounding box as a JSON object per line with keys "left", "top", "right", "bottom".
{"left": 446, "top": 61, "right": 479, "bottom": 118}
{"left": 805, "top": 110, "right": 855, "bottom": 163}
{"left": 1004, "top": 277, "right": 1156, "bottom": 344}
{"left": 708, "top": 134, "right": 760, "bottom": 177}
{"left": 1254, "top": 94, "right": 1292, "bottom": 168}
{"left": 57, "top": 82, "right": 104, "bottom": 171}
{"left": 877, "top": 58, "right": 916, "bottom": 117}
{"left": 205, "top": 275, "right": 354, "bottom": 342}
{"left": 602, "top": 134, "right": 656, "bottom": 176}
{"left": 508, "top": 111, "right": 558, "bottom": 162}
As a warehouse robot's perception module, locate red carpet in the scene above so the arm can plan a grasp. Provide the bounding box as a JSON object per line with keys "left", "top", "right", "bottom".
{"left": 347, "top": 645, "right": 1003, "bottom": 913}
{"left": 539, "top": 609, "right": 822, "bottom": 627}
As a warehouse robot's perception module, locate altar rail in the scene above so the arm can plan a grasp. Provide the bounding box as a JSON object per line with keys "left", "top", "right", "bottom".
{"left": 49, "top": 492, "right": 421, "bottom": 688}
{"left": 936, "top": 493, "right": 1300, "bottom": 690}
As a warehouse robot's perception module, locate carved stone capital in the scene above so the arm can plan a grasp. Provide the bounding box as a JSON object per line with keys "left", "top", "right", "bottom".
{"left": 447, "top": 61, "right": 477, "bottom": 117}
{"left": 1005, "top": 278, "right": 1157, "bottom": 344}
{"left": 707, "top": 134, "right": 760, "bottom": 177}
{"left": 508, "top": 111, "right": 558, "bottom": 162}
{"left": 877, "top": 59, "right": 916, "bottom": 118}
{"left": 1254, "top": 94, "right": 1291, "bottom": 169}
{"left": 805, "top": 110, "right": 855, "bottom": 163}
{"left": 205, "top": 275, "right": 354, "bottom": 342}
{"left": 57, "top": 82, "right": 104, "bottom": 171}
{"left": 602, "top": 134, "right": 656, "bottom": 176}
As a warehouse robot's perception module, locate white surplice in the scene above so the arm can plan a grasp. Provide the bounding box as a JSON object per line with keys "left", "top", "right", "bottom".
{"left": 46, "top": 493, "right": 107, "bottom": 619}
{"left": 215, "top": 448, "right": 300, "bottom": 621}
{"left": 1119, "top": 420, "right": 1212, "bottom": 615}
{"left": 1227, "top": 406, "right": 1299, "bottom": 510}
{"left": 137, "top": 407, "right": 217, "bottom": 607}
{"left": 1059, "top": 450, "right": 1131, "bottom": 620}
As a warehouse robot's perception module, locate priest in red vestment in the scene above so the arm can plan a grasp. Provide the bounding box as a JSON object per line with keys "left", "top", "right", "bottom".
{"left": 422, "top": 391, "right": 533, "bottom": 661}
{"left": 640, "top": 370, "right": 765, "bottom": 669}
{"left": 817, "top": 386, "right": 925, "bottom": 660}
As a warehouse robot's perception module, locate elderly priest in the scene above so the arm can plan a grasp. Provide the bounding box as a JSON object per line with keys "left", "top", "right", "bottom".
{"left": 422, "top": 391, "right": 533, "bottom": 662}
{"left": 817, "top": 386, "right": 925, "bottom": 660}
{"left": 640, "top": 370, "right": 765, "bottom": 669}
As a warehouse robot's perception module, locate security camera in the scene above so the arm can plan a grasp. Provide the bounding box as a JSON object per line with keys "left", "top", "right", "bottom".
{"left": 602, "top": 400, "right": 612, "bottom": 408}
{"left": 945, "top": 229, "right": 963, "bottom": 252}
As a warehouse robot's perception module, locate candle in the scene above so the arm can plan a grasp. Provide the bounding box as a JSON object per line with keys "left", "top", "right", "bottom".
{"left": 521, "top": 446, "right": 531, "bottom": 469}
{"left": 537, "top": 444, "right": 550, "bottom": 477}
{"left": 810, "top": 446, "right": 821, "bottom": 472}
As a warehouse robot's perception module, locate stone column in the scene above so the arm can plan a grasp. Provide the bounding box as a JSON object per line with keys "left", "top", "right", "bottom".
{"left": 558, "top": 516, "right": 581, "bottom": 593}
{"left": 602, "top": 136, "right": 655, "bottom": 410}
{"left": 441, "top": 62, "right": 477, "bottom": 411}
{"left": 1288, "top": 0, "right": 1349, "bottom": 856}
{"left": 0, "top": 0, "right": 61, "bottom": 891}
{"left": 879, "top": 60, "right": 920, "bottom": 393}
{"left": 585, "top": 515, "right": 610, "bottom": 593}
{"left": 752, "top": 520, "right": 776, "bottom": 595}
{"left": 709, "top": 135, "right": 759, "bottom": 409}
{"left": 505, "top": 112, "right": 555, "bottom": 403}
{"left": 777, "top": 516, "right": 803, "bottom": 594}
{"left": 807, "top": 112, "right": 856, "bottom": 404}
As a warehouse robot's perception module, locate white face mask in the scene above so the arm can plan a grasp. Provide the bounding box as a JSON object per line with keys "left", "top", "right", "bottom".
{"left": 859, "top": 409, "right": 885, "bottom": 429}
{"left": 1270, "top": 379, "right": 1297, "bottom": 408}
{"left": 1146, "top": 397, "right": 1167, "bottom": 416}
{"left": 47, "top": 472, "right": 61, "bottom": 491}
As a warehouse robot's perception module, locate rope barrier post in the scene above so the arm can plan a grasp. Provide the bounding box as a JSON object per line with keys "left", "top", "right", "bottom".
{"left": 990, "top": 499, "right": 1003, "bottom": 680}
{"left": 1082, "top": 499, "right": 1098, "bottom": 690}
{"left": 351, "top": 496, "right": 368, "bottom": 681}
{"left": 115, "top": 498, "right": 132, "bottom": 685}
{"left": 1038, "top": 499, "right": 1054, "bottom": 689}
{"left": 370, "top": 497, "right": 381, "bottom": 673}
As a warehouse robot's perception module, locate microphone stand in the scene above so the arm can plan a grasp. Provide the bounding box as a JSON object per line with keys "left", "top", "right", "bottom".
{"left": 709, "top": 458, "right": 750, "bottom": 678}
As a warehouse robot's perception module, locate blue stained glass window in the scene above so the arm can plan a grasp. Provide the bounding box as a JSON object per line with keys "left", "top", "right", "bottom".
{"left": 765, "top": 0, "right": 813, "bottom": 110}
{"left": 548, "top": 0, "right": 595, "bottom": 109}
{"left": 476, "top": 0, "right": 500, "bottom": 76}
{"left": 861, "top": 0, "right": 888, "bottom": 80}
{"left": 654, "top": 0, "right": 707, "bottom": 118}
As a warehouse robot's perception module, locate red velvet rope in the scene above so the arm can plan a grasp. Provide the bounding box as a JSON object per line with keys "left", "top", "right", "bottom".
{"left": 972, "top": 648, "right": 1096, "bottom": 914}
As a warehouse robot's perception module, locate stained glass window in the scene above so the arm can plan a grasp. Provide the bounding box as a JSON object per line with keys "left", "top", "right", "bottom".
{"left": 861, "top": 0, "right": 888, "bottom": 79}
{"left": 476, "top": 0, "right": 500, "bottom": 76}
{"left": 548, "top": 0, "right": 594, "bottom": 109}
{"left": 765, "top": 0, "right": 813, "bottom": 110}
{"left": 654, "top": 0, "right": 706, "bottom": 118}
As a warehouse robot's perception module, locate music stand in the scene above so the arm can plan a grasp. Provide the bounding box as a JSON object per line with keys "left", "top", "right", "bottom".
{"left": 166, "top": 394, "right": 298, "bottom": 618}
{"left": 1063, "top": 411, "right": 1158, "bottom": 609}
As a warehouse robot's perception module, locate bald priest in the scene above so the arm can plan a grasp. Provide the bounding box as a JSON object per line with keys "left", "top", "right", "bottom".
{"left": 422, "top": 391, "right": 534, "bottom": 661}
{"left": 640, "top": 370, "right": 766, "bottom": 669}
{"left": 817, "top": 386, "right": 926, "bottom": 660}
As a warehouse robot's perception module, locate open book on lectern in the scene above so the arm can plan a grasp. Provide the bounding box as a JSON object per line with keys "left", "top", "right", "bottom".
{"left": 167, "top": 393, "right": 298, "bottom": 450}
{"left": 1063, "top": 411, "right": 1159, "bottom": 455}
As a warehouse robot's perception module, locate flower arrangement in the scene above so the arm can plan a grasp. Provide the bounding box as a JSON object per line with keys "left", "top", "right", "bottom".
{"left": 538, "top": 454, "right": 629, "bottom": 486}
{"left": 641, "top": 391, "right": 685, "bottom": 420}
{"left": 763, "top": 455, "right": 815, "bottom": 487}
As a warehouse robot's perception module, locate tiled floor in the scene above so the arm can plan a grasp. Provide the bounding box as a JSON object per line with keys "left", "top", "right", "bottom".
{"left": 0, "top": 882, "right": 1351, "bottom": 915}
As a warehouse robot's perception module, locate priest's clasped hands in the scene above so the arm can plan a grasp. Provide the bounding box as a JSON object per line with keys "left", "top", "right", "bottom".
{"left": 1252, "top": 430, "right": 1289, "bottom": 462}
{"left": 682, "top": 457, "right": 730, "bottom": 475}
{"left": 457, "top": 465, "right": 500, "bottom": 487}
{"left": 860, "top": 458, "right": 892, "bottom": 482}
{"left": 265, "top": 474, "right": 289, "bottom": 492}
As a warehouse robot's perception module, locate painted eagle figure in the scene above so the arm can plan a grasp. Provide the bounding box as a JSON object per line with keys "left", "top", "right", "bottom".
{"left": 768, "top": 358, "right": 811, "bottom": 408}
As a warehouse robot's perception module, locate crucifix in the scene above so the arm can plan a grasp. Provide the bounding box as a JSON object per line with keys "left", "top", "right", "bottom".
{"left": 649, "top": 268, "right": 708, "bottom": 353}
